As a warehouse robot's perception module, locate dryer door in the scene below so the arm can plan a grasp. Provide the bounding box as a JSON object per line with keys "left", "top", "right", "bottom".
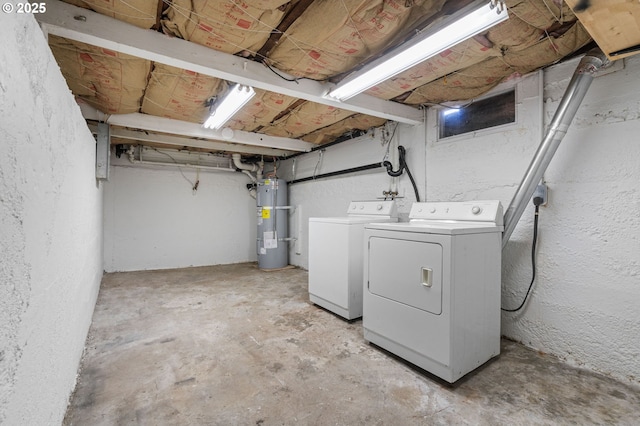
{"left": 368, "top": 237, "right": 443, "bottom": 315}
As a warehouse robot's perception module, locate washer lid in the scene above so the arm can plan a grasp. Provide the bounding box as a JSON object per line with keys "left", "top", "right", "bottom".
{"left": 309, "top": 199, "right": 398, "bottom": 224}
{"left": 348, "top": 200, "right": 397, "bottom": 217}
{"left": 364, "top": 221, "right": 503, "bottom": 235}
{"left": 310, "top": 216, "right": 399, "bottom": 225}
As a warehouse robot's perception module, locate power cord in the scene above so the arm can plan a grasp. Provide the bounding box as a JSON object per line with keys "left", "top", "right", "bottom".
{"left": 262, "top": 60, "right": 300, "bottom": 83}
{"left": 502, "top": 197, "right": 543, "bottom": 312}
{"left": 149, "top": 147, "right": 199, "bottom": 193}
{"left": 260, "top": 59, "right": 325, "bottom": 84}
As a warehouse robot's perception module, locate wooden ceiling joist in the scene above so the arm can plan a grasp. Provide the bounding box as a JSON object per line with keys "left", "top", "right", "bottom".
{"left": 36, "top": 1, "right": 423, "bottom": 125}
{"left": 88, "top": 125, "right": 295, "bottom": 157}
{"left": 256, "top": 0, "right": 316, "bottom": 60}
{"left": 80, "top": 103, "right": 315, "bottom": 153}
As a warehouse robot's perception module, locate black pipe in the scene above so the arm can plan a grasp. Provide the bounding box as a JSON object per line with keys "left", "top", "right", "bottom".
{"left": 404, "top": 162, "right": 421, "bottom": 203}
{"left": 282, "top": 130, "right": 367, "bottom": 160}
{"left": 383, "top": 145, "right": 421, "bottom": 202}
{"left": 383, "top": 145, "right": 406, "bottom": 177}
{"left": 288, "top": 162, "right": 384, "bottom": 185}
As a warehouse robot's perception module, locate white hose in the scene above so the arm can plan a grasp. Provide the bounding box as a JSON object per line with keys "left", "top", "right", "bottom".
{"left": 242, "top": 170, "right": 257, "bottom": 183}
{"left": 232, "top": 153, "right": 259, "bottom": 172}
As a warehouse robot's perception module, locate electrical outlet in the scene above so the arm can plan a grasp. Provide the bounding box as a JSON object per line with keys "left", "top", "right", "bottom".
{"left": 533, "top": 183, "right": 548, "bottom": 206}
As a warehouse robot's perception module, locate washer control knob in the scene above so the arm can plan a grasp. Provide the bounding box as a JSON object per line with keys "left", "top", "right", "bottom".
{"left": 429, "top": 208, "right": 436, "bottom": 214}
{"left": 472, "top": 206, "right": 482, "bottom": 215}
{"left": 377, "top": 204, "right": 383, "bottom": 210}
{"left": 359, "top": 205, "right": 364, "bottom": 210}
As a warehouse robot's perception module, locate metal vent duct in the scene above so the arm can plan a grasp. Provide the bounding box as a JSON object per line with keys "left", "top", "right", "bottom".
{"left": 502, "top": 48, "right": 610, "bottom": 247}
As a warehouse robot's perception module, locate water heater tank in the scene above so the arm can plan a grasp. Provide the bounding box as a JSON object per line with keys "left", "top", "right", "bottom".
{"left": 256, "top": 179, "right": 288, "bottom": 270}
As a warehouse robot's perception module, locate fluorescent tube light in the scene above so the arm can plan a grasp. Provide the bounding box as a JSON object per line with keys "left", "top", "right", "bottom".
{"left": 327, "top": 1, "right": 508, "bottom": 101}
{"left": 442, "top": 107, "right": 462, "bottom": 117}
{"left": 203, "top": 84, "right": 255, "bottom": 130}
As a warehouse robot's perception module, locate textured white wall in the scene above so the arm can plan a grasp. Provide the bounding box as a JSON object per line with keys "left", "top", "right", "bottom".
{"left": 280, "top": 125, "right": 426, "bottom": 269}
{"left": 500, "top": 56, "right": 640, "bottom": 384}
{"left": 424, "top": 72, "right": 543, "bottom": 205}
{"left": 0, "top": 12, "right": 103, "bottom": 425}
{"left": 283, "top": 62, "right": 640, "bottom": 385}
{"left": 104, "top": 160, "right": 258, "bottom": 272}
{"left": 284, "top": 73, "right": 540, "bottom": 269}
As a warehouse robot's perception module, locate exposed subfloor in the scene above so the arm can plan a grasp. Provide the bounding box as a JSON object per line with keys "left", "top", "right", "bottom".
{"left": 65, "top": 263, "right": 640, "bottom": 425}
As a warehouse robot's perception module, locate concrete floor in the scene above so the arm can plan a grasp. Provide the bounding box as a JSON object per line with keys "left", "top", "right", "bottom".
{"left": 65, "top": 263, "right": 640, "bottom": 425}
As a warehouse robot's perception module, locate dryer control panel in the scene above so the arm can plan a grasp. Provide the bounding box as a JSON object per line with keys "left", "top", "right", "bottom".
{"left": 410, "top": 200, "right": 503, "bottom": 225}
{"left": 348, "top": 200, "right": 398, "bottom": 217}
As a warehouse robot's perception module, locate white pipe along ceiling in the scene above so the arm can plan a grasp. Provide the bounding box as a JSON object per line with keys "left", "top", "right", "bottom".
{"left": 35, "top": 0, "right": 628, "bottom": 158}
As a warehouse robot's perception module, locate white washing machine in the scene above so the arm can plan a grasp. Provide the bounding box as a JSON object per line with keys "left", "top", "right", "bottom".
{"left": 363, "top": 200, "right": 503, "bottom": 383}
{"left": 309, "top": 200, "right": 398, "bottom": 320}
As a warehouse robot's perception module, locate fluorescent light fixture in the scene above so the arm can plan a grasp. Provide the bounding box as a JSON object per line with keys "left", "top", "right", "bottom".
{"left": 442, "top": 107, "right": 462, "bottom": 116}
{"left": 327, "top": 0, "right": 508, "bottom": 101}
{"left": 203, "top": 84, "right": 255, "bottom": 130}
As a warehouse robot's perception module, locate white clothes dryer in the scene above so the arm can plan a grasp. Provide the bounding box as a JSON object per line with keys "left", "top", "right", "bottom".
{"left": 309, "top": 200, "right": 398, "bottom": 320}
{"left": 363, "top": 200, "right": 503, "bottom": 382}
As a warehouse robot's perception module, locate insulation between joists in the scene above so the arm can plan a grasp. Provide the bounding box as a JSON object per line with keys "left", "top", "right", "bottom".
{"left": 52, "top": 0, "right": 594, "bottom": 146}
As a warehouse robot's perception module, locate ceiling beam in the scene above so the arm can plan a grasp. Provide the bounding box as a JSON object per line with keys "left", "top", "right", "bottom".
{"left": 80, "top": 104, "right": 315, "bottom": 153}
{"left": 37, "top": 1, "right": 423, "bottom": 125}
{"left": 256, "top": 0, "right": 316, "bottom": 60}
{"left": 88, "top": 125, "right": 294, "bottom": 157}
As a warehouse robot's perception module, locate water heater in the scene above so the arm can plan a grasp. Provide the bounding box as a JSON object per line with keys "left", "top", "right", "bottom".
{"left": 256, "top": 179, "right": 288, "bottom": 270}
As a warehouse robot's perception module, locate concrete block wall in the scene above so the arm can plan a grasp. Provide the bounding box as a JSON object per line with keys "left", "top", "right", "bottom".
{"left": 500, "top": 56, "right": 640, "bottom": 384}
{"left": 0, "top": 12, "right": 104, "bottom": 425}
{"left": 103, "top": 160, "right": 258, "bottom": 272}
{"left": 282, "top": 62, "right": 640, "bottom": 385}
{"left": 424, "top": 59, "right": 640, "bottom": 383}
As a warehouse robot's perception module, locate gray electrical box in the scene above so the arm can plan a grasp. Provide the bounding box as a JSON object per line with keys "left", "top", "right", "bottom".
{"left": 96, "top": 122, "right": 110, "bottom": 180}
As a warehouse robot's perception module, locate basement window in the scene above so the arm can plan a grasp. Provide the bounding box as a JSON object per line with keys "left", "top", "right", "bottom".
{"left": 438, "top": 90, "right": 516, "bottom": 139}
